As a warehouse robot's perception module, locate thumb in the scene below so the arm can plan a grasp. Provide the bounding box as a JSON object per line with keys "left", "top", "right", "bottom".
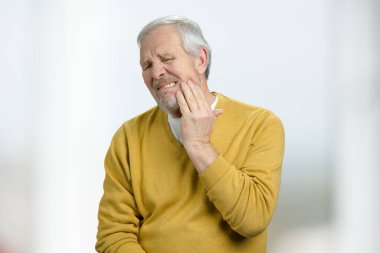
{"left": 213, "top": 109, "right": 224, "bottom": 117}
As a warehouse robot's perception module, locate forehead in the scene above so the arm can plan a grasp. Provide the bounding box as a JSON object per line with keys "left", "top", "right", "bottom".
{"left": 140, "top": 25, "right": 185, "bottom": 60}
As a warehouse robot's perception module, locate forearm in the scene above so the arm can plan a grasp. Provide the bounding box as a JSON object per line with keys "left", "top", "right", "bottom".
{"left": 198, "top": 154, "right": 281, "bottom": 237}
{"left": 175, "top": 81, "right": 283, "bottom": 237}
{"left": 197, "top": 116, "right": 285, "bottom": 237}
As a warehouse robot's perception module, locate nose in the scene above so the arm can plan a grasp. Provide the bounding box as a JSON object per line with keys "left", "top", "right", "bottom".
{"left": 151, "top": 63, "right": 166, "bottom": 79}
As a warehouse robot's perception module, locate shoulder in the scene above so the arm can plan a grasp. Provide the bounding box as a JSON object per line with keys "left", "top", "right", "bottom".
{"left": 216, "top": 92, "right": 283, "bottom": 128}
{"left": 112, "top": 106, "right": 162, "bottom": 141}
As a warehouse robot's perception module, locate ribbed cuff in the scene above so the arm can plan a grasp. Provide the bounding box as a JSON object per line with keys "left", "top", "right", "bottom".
{"left": 199, "top": 154, "right": 231, "bottom": 192}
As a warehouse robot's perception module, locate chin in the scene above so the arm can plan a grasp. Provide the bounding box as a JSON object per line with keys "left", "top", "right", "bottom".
{"left": 154, "top": 94, "right": 180, "bottom": 115}
{"left": 159, "top": 101, "right": 180, "bottom": 115}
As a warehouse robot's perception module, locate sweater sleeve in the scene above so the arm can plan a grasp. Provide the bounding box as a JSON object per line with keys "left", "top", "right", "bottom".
{"left": 96, "top": 126, "right": 146, "bottom": 253}
{"left": 199, "top": 115, "right": 285, "bottom": 237}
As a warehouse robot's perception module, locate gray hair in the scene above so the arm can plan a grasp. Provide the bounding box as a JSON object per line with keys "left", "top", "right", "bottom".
{"left": 137, "top": 16, "right": 212, "bottom": 80}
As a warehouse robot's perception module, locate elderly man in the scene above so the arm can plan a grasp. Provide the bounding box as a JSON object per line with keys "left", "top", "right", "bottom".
{"left": 96, "top": 16, "right": 285, "bottom": 253}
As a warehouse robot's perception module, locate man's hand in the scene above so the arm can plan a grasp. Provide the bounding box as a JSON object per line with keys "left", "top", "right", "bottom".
{"left": 175, "top": 80, "right": 223, "bottom": 173}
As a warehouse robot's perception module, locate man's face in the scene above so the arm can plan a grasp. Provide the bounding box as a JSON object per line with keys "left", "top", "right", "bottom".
{"left": 140, "top": 25, "right": 201, "bottom": 116}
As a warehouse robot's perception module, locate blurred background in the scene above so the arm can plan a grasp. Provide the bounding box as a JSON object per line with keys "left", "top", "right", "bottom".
{"left": 0, "top": 0, "right": 379, "bottom": 252}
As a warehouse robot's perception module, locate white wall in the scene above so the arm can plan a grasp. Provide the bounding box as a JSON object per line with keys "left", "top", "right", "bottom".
{"left": 331, "top": 0, "right": 380, "bottom": 252}
{"left": 0, "top": 0, "right": 378, "bottom": 252}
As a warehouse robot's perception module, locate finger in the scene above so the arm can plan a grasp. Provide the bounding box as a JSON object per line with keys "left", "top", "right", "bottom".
{"left": 176, "top": 89, "right": 190, "bottom": 114}
{"left": 213, "top": 109, "right": 224, "bottom": 117}
{"left": 187, "top": 80, "right": 209, "bottom": 110}
{"left": 181, "top": 82, "right": 199, "bottom": 112}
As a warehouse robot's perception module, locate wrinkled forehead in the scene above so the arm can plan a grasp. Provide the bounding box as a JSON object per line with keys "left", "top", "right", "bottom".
{"left": 139, "top": 25, "right": 186, "bottom": 60}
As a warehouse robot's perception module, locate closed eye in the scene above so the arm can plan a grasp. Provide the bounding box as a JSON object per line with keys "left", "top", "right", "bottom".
{"left": 161, "top": 56, "right": 174, "bottom": 63}
{"left": 143, "top": 63, "right": 152, "bottom": 71}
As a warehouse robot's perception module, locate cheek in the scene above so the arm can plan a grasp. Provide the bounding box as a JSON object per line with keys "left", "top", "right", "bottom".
{"left": 142, "top": 72, "right": 151, "bottom": 86}
{"left": 167, "top": 64, "right": 191, "bottom": 79}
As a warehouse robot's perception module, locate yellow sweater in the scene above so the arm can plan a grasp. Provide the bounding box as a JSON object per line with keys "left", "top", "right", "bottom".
{"left": 96, "top": 93, "right": 285, "bottom": 253}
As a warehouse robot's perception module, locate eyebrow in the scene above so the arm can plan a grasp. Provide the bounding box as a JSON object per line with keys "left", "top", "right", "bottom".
{"left": 140, "top": 52, "right": 175, "bottom": 66}
{"left": 158, "top": 53, "right": 174, "bottom": 59}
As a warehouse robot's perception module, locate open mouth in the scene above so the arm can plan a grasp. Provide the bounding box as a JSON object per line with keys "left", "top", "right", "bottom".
{"left": 157, "top": 81, "right": 177, "bottom": 91}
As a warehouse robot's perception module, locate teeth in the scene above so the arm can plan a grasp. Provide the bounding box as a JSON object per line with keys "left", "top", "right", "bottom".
{"left": 163, "top": 82, "right": 176, "bottom": 88}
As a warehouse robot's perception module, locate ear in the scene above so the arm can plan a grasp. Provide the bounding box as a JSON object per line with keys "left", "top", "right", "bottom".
{"left": 195, "top": 47, "right": 208, "bottom": 75}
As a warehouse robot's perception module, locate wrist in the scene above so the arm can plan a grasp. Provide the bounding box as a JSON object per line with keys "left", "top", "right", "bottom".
{"left": 183, "top": 141, "right": 218, "bottom": 173}
{"left": 182, "top": 139, "right": 209, "bottom": 150}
